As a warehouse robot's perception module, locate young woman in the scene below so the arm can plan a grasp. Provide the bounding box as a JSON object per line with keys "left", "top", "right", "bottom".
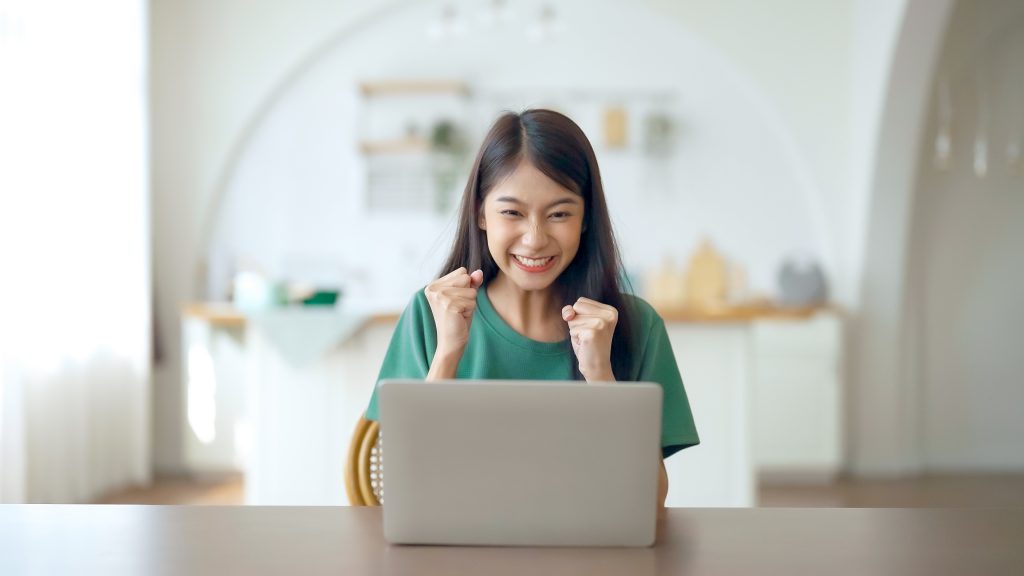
{"left": 363, "top": 109, "right": 699, "bottom": 509}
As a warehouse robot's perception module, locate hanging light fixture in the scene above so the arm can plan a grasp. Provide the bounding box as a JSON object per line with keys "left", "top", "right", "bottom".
{"left": 933, "top": 72, "right": 953, "bottom": 170}
{"left": 930, "top": 7, "right": 1024, "bottom": 179}
{"left": 526, "top": 3, "right": 558, "bottom": 43}
{"left": 427, "top": 4, "right": 464, "bottom": 41}
{"left": 973, "top": 70, "right": 989, "bottom": 179}
{"left": 479, "top": 0, "right": 510, "bottom": 29}
{"left": 1008, "top": 41, "right": 1023, "bottom": 175}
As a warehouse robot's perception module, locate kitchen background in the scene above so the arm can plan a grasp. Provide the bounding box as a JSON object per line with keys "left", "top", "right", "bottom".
{"left": 1, "top": 0, "right": 1021, "bottom": 506}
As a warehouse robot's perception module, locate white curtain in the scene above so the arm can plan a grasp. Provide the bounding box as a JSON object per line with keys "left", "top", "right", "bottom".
{"left": 0, "top": 0, "right": 151, "bottom": 502}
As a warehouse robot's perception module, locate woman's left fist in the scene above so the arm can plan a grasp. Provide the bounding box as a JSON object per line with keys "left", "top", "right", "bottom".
{"left": 561, "top": 297, "right": 618, "bottom": 382}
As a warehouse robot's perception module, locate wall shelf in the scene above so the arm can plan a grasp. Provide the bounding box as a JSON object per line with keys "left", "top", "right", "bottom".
{"left": 358, "top": 80, "right": 470, "bottom": 97}
{"left": 358, "top": 137, "right": 431, "bottom": 155}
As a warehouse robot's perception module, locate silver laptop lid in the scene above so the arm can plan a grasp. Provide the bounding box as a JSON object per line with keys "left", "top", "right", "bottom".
{"left": 378, "top": 379, "right": 663, "bottom": 547}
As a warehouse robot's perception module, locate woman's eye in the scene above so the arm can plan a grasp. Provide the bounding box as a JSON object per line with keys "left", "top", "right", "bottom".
{"left": 500, "top": 209, "right": 522, "bottom": 217}
{"left": 549, "top": 211, "right": 571, "bottom": 220}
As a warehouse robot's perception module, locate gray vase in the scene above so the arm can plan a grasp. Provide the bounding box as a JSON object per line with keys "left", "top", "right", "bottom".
{"left": 777, "top": 257, "right": 828, "bottom": 308}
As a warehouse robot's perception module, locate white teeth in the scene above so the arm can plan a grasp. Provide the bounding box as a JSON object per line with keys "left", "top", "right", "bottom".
{"left": 514, "top": 255, "right": 553, "bottom": 267}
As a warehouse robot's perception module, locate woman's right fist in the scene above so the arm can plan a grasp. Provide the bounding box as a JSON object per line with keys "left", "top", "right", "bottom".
{"left": 424, "top": 267, "right": 484, "bottom": 358}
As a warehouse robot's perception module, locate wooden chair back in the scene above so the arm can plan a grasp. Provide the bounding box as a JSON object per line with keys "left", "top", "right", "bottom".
{"left": 344, "top": 416, "right": 383, "bottom": 506}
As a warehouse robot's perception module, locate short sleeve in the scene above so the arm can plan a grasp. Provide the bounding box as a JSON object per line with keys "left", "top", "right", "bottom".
{"left": 636, "top": 313, "right": 700, "bottom": 458}
{"left": 363, "top": 290, "right": 436, "bottom": 421}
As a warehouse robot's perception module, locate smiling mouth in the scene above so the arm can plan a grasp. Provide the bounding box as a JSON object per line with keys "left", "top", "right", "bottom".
{"left": 512, "top": 254, "right": 557, "bottom": 272}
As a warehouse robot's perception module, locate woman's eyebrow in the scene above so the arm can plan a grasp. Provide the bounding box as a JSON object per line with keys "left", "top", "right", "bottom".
{"left": 494, "top": 196, "right": 581, "bottom": 209}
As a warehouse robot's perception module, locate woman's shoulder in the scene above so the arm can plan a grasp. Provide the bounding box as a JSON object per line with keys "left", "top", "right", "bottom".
{"left": 411, "top": 286, "right": 430, "bottom": 306}
{"left": 396, "top": 287, "right": 432, "bottom": 321}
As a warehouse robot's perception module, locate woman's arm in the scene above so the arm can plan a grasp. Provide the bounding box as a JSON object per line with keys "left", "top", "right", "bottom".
{"left": 426, "top": 350, "right": 462, "bottom": 380}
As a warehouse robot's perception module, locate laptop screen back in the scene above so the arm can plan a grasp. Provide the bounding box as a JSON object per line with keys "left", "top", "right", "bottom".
{"left": 378, "top": 379, "right": 663, "bottom": 547}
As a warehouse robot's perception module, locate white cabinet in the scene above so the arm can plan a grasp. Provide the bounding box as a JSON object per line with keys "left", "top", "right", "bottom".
{"left": 184, "top": 306, "right": 843, "bottom": 505}
{"left": 239, "top": 317, "right": 759, "bottom": 506}
{"left": 243, "top": 317, "right": 395, "bottom": 505}
{"left": 751, "top": 312, "right": 843, "bottom": 479}
{"left": 181, "top": 314, "right": 248, "bottom": 474}
{"left": 663, "top": 325, "right": 755, "bottom": 507}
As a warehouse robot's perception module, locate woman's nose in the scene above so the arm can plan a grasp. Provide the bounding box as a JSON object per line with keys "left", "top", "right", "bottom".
{"left": 522, "top": 221, "right": 548, "bottom": 248}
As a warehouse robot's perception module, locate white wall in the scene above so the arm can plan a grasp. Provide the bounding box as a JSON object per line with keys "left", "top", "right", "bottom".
{"left": 910, "top": 0, "right": 1024, "bottom": 471}
{"left": 651, "top": 0, "right": 855, "bottom": 303}
{"left": 151, "top": 0, "right": 382, "bottom": 472}
{"left": 206, "top": 0, "right": 827, "bottom": 311}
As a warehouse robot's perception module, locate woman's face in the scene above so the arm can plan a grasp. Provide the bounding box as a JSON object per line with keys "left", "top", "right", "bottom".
{"left": 479, "top": 159, "right": 584, "bottom": 293}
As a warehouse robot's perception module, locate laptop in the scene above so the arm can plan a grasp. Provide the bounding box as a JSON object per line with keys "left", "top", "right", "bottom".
{"left": 377, "top": 379, "right": 663, "bottom": 547}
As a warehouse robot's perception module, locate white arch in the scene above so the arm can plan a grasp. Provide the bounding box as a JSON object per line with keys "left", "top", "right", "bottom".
{"left": 851, "top": 0, "right": 954, "bottom": 475}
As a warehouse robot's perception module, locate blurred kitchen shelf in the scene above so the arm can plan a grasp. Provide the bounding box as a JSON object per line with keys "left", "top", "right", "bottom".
{"left": 356, "top": 78, "right": 470, "bottom": 212}
{"left": 358, "top": 79, "right": 470, "bottom": 96}
{"left": 181, "top": 302, "right": 246, "bottom": 328}
{"left": 182, "top": 303, "right": 401, "bottom": 328}
{"left": 359, "top": 137, "right": 431, "bottom": 155}
{"left": 183, "top": 301, "right": 835, "bottom": 328}
{"left": 654, "top": 303, "right": 841, "bottom": 323}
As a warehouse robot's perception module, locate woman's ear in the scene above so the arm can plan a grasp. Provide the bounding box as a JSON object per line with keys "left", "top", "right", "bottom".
{"left": 478, "top": 211, "right": 487, "bottom": 230}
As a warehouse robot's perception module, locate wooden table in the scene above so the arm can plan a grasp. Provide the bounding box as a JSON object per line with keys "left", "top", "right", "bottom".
{"left": 2, "top": 506, "right": 1021, "bottom": 575}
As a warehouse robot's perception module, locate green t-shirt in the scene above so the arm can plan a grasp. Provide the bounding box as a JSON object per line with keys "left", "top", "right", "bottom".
{"left": 364, "top": 286, "right": 700, "bottom": 458}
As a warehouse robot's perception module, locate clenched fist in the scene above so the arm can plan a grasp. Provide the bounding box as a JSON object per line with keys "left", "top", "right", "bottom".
{"left": 561, "top": 297, "right": 618, "bottom": 382}
{"left": 424, "top": 267, "right": 484, "bottom": 361}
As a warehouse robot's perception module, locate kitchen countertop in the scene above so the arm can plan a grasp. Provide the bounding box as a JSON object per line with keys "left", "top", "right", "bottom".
{"left": 182, "top": 301, "right": 837, "bottom": 328}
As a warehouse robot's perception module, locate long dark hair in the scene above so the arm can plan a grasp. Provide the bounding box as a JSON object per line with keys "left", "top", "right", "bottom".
{"left": 440, "top": 109, "right": 637, "bottom": 381}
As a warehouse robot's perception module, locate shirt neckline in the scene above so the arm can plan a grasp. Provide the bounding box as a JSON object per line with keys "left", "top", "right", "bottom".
{"left": 476, "top": 284, "right": 569, "bottom": 355}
